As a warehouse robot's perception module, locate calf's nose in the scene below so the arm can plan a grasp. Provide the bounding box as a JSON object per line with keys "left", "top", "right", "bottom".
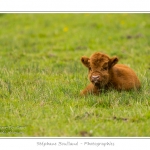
{"left": 91, "top": 75, "right": 100, "bottom": 82}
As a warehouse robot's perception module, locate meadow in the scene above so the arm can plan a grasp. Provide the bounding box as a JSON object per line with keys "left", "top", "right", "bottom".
{"left": 0, "top": 14, "right": 150, "bottom": 136}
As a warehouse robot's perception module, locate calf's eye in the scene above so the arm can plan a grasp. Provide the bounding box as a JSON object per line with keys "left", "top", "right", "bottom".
{"left": 102, "top": 67, "right": 108, "bottom": 71}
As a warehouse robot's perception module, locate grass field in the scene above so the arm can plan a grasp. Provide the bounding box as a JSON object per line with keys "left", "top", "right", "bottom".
{"left": 0, "top": 14, "right": 150, "bottom": 137}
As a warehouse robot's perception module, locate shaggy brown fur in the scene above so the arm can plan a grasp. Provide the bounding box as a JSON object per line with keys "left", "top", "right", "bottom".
{"left": 80, "top": 52, "right": 141, "bottom": 95}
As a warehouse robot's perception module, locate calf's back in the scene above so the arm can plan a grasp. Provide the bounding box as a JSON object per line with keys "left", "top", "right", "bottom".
{"left": 109, "top": 64, "right": 140, "bottom": 90}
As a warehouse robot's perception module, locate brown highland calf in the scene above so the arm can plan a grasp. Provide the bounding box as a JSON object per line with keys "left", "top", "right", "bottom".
{"left": 80, "top": 52, "right": 141, "bottom": 95}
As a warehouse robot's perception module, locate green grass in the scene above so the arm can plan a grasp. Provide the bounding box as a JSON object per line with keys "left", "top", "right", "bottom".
{"left": 0, "top": 13, "right": 150, "bottom": 136}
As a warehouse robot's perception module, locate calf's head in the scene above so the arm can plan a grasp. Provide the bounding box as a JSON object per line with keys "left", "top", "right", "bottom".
{"left": 81, "top": 52, "right": 118, "bottom": 87}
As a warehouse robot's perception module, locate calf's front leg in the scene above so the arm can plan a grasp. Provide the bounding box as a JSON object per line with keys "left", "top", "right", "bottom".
{"left": 80, "top": 83, "right": 100, "bottom": 96}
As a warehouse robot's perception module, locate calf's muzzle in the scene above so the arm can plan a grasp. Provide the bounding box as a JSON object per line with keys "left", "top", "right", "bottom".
{"left": 91, "top": 75, "right": 100, "bottom": 83}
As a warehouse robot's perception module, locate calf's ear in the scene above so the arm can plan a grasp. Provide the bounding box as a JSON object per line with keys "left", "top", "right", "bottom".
{"left": 109, "top": 56, "right": 118, "bottom": 68}
{"left": 81, "top": 56, "right": 90, "bottom": 68}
